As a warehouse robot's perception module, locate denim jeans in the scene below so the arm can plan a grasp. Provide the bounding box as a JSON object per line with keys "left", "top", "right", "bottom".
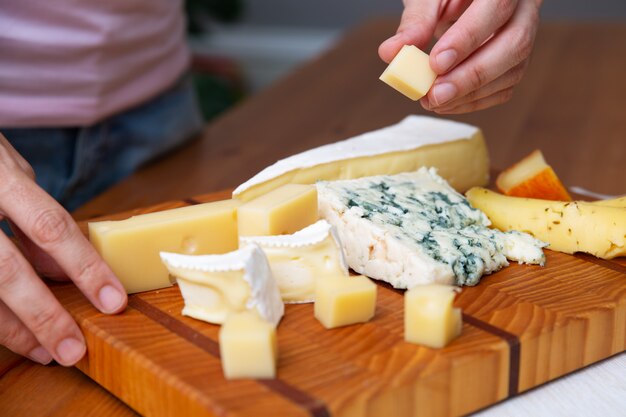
{"left": 1, "top": 74, "right": 203, "bottom": 234}
{"left": 3, "top": 74, "right": 203, "bottom": 210}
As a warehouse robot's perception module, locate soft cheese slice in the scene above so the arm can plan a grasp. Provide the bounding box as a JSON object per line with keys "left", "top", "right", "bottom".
{"left": 237, "top": 184, "right": 318, "bottom": 236}
{"left": 404, "top": 284, "right": 462, "bottom": 348}
{"left": 89, "top": 199, "right": 241, "bottom": 294}
{"left": 219, "top": 311, "right": 278, "bottom": 379}
{"left": 160, "top": 245, "right": 284, "bottom": 326}
{"left": 233, "top": 115, "right": 489, "bottom": 201}
{"left": 317, "top": 168, "right": 546, "bottom": 288}
{"left": 379, "top": 45, "right": 437, "bottom": 100}
{"left": 240, "top": 220, "right": 348, "bottom": 303}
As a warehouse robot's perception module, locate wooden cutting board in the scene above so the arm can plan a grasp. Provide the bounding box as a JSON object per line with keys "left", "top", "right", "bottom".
{"left": 55, "top": 189, "right": 626, "bottom": 417}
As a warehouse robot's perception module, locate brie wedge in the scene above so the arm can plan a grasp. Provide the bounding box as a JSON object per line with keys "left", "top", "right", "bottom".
{"left": 160, "top": 245, "right": 284, "bottom": 326}
{"left": 240, "top": 220, "right": 348, "bottom": 303}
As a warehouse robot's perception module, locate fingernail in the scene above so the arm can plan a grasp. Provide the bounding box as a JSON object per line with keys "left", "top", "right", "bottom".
{"left": 436, "top": 49, "right": 457, "bottom": 73}
{"left": 56, "top": 337, "right": 85, "bottom": 365}
{"left": 28, "top": 346, "right": 53, "bottom": 365}
{"left": 98, "top": 285, "right": 125, "bottom": 313}
{"left": 431, "top": 83, "right": 457, "bottom": 106}
{"left": 420, "top": 96, "right": 432, "bottom": 110}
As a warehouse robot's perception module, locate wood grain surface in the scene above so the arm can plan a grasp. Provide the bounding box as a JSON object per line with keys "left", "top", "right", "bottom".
{"left": 48, "top": 192, "right": 626, "bottom": 417}
{"left": 2, "top": 18, "right": 626, "bottom": 417}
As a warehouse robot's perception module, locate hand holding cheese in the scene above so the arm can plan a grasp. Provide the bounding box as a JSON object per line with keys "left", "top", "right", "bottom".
{"left": 379, "top": 0, "right": 541, "bottom": 113}
{"left": 0, "top": 133, "right": 127, "bottom": 367}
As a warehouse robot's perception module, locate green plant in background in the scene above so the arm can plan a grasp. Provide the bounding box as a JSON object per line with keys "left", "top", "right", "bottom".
{"left": 185, "top": 0, "right": 246, "bottom": 121}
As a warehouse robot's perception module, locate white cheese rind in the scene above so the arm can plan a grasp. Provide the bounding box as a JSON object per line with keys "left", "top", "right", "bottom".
{"left": 160, "top": 245, "right": 284, "bottom": 326}
{"left": 233, "top": 115, "right": 480, "bottom": 198}
{"left": 317, "top": 168, "right": 546, "bottom": 288}
{"left": 239, "top": 220, "right": 348, "bottom": 303}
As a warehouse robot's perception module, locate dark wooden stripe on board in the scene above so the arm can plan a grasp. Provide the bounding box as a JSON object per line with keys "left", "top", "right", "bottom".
{"left": 128, "top": 295, "right": 331, "bottom": 417}
{"left": 574, "top": 253, "right": 626, "bottom": 275}
{"left": 462, "top": 313, "right": 520, "bottom": 397}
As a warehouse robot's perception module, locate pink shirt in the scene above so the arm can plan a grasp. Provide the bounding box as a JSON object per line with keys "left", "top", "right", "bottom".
{"left": 0, "top": 0, "right": 190, "bottom": 127}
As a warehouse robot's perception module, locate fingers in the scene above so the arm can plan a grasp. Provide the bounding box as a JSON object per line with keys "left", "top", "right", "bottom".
{"left": 430, "top": 0, "right": 520, "bottom": 74}
{"left": 425, "top": 0, "right": 539, "bottom": 109}
{"left": 9, "top": 220, "right": 67, "bottom": 280}
{"left": 0, "top": 178, "right": 127, "bottom": 316}
{"left": 429, "top": 88, "right": 515, "bottom": 114}
{"left": 378, "top": 0, "right": 442, "bottom": 63}
{"left": 0, "top": 231, "right": 85, "bottom": 366}
{"left": 0, "top": 133, "right": 35, "bottom": 180}
{"left": 421, "top": 61, "right": 527, "bottom": 111}
{"left": 0, "top": 300, "right": 52, "bottom": 365}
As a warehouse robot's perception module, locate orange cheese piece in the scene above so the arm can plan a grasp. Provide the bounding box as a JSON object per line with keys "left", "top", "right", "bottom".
{"left": 496, "top": 150, "right": 571, "bottom": 201}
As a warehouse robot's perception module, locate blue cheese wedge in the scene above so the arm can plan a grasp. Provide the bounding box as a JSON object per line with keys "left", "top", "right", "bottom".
{"left": 160, "top": 245, "right": 284, "bottom": 326}
{"left": 317, "top": 168, "right": 547, "bottom": 288}
{"left": 233, "top": 115, "right": 489, "bottom": 201}
{"left": 240, "top": 220, "right": 348, "bottom": 304}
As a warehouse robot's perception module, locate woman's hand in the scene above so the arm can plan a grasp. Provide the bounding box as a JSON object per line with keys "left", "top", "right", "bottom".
{"left": 0, "top": 133, "right": 127, "bottom": 366}
{"left": 379, "top": 0, "right": 542, "bottom": 114}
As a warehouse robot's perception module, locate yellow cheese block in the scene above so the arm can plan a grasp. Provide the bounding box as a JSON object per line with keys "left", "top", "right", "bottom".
{"left": 404, "top": 284, "right": 462, "bottom": 348}
{"left": 233, "top": 116, "right": 490, "bottom": 202}
{"left": 591, "top": 196, "right": 626, "bottom": 208}
{"left": 219, "top": 311, "right": 278, "bottom": 379}
{"left": 237, "top": 184, "right": 318, "bottom": 236}
{"left": 88, "top": 199, "right": 240, "bottom": 294}
{"left": 466, "top": 187, "right": 626, "bottom": 259}
{"left": 314, "top": 275, "right": 377, "bottom": 329}
{"left": 379, "top": 45, "right": 437, "bottom": 100}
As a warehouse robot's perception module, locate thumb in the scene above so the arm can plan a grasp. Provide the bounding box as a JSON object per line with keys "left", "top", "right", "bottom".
{"left": 379, "top": 0, "right": 442, "bottom": 63}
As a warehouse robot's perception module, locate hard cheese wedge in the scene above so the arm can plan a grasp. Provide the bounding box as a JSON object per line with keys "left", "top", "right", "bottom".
{"left": 219, "top": 311, "right": 278, "bottom": 379}
{"left": 590, "top": 196, "right": 626, "bottom": 208}
{"left": 314, "top": 275, "right": 377, "bottom": 329}
{"left": 237, "top": 184, "right": 318, "bottom": 236}
{"left": 466, "top": 187, "right": 626, "bottom": 259}
{"left": 240, "top": 220, "right": 348, "bottom": 303}
{"left": 379, "top": 45, "right": 437, "bottom": 100}
{"left": 405, "top": 284, "right": 462, "bottom": 348}
{"left": 88, "top": 199, "right": 241, "bottom": 294}
{"left": 160, "top": 245, "right": 284, "bottom": 326}
{"left": 496, "top": 149, "right": 571, "bottom": 201}
{"left": 233, "top": 115, "right": 489, "bottom": 201}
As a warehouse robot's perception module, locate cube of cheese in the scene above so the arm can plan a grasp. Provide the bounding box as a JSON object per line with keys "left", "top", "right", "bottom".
{"left": 240, "top": 220, "right": 348, "bottom": 303}
{"left": 314, "top": 275, "right": 377, "bottom": 329}
{"left": 219, "top": 312, "right": 278, "bottom": 379}
{"left": 89, "top": 199, "right": 241, "bottom": 294}
{"left": 379, "top": 45, "right": 437, "bottom": 100}
{"left": 160, "top": 245, "right": 284, "bottom": 326}
{"left": 404, "top": 284, "right": 462, "bottom": 348}
{"left": 237, "top": 184, "right": 318, "bottom": 236}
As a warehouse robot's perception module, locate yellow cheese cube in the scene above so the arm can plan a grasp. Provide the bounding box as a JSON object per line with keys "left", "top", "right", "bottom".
{"left": 219, "top": 312, "right": 278, "bottom": 379}
{"left": 314, "top": 275, "right": 377, "bottom": 329}
{"left": 404, "top": 284, "right": 462, "bottom": 348}
{"left": 237, "top": 184, "right": 318, "bottom": 236}
{"left": 379, "top": 45, "right": 437, "bottom": 100}
{"left": 88, "top": 199, "right": 241, "bottom": 294}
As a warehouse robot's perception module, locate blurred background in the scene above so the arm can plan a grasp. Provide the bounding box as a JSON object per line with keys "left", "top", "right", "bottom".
{"left": 189, "top": 0, "right": 626, "bottom": 121}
